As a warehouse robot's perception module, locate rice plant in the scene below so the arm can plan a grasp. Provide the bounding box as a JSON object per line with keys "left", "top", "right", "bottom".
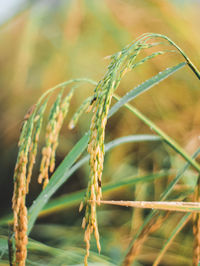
{"left": 3, "top": 33, "right": 200, "bottom": 265}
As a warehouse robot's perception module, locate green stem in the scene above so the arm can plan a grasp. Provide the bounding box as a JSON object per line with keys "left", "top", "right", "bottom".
{"left": 35, "top": 78, "right": 97, "bottom": 114}
{"left": 26, "top": 78, "right": 97, "bottom": 132}
{"left": 113, "top": 94, "right": 200, "bottom": 173}
{"left": 158, "top": 34, "right": 200, "bottom": 80}
{"left": 142, "top": 33, "right": 200, "bottom": 80}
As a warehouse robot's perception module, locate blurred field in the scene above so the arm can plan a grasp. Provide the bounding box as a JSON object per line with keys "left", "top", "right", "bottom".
{"left": 0, "top": 0, "right": 200, "bottom": 265}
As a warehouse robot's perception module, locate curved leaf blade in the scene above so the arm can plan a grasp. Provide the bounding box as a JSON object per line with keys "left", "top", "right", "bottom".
{"left": 28, "top": 133, "right": 90, "bottom": 234}
{"left": 109, "top": 62, "right": 186, "bottom": 118}
{"left": 27, "top": 134, "right": 161, "bottom": 234}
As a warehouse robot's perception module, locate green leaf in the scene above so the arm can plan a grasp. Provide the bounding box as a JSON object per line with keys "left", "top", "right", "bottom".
{"left": 27, "top": 134, "right": 161, "bottom": 234}
{"left": 28, "top": 133, "right": 90, "bottom": 234}
{"left": 109, "top": 62, "right": 186, "bottom": 118}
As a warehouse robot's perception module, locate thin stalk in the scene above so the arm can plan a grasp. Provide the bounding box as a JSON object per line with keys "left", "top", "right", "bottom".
{"left": 133, "top": 33, "right": 200, "bottom": 80}
{"left": 95, "top": 200, "right": 200, "bottom": 212}
{"left": 34, "top": 78, "right": 97, "bottom": 117}
{"left": 153, "top": 213, "right": 191, "bottom": 266}
{"left": 113, "top": 94, "right": 200, "bottom": 172}
{"left": 155, "top": 33, "right": 200, "bottom": 80}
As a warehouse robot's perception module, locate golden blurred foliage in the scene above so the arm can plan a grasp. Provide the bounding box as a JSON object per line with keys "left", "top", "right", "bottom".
{"left": 1, "top": 1, "right": 200, "bottom": 243}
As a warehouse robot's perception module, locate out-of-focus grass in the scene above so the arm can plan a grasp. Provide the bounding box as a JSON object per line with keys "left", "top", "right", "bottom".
{"left": 0, "top": 0, "right": 200, "bottom": 265}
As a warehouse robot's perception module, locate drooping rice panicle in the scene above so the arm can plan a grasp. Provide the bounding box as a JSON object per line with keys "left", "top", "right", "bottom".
{"left": 82, "top": 32, "right": 200, "bottom": 265}
{"left": 26, "top": 100, "right": 48, "bottom": 193}
{"left": 38, "top": 88, "right": 74, "bottom": 188}
{"left": 38, "top": 90, "right": 63, "bottom": 188}
{"left": 49, "top": 88, "right": 74, "bottom": 173}
{"left": 82, "top": 37, "right": 167, "bottom": 265}
{"left": 12, "top": 113, "right": 35, "bottom": 266}
{"left": 12, "top": 79, "right": 97, "bottom": 265}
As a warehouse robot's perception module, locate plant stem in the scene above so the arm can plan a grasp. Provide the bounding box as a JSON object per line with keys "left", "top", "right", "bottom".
{"left": 137, "top": 33, "right": 200, "bottom": 80}
{"left": 35, "top": 78, "right": 97, "bottom": 114}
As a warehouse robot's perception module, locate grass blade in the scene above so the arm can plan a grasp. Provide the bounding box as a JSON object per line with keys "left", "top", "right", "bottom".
{"left": 153, "top": 213, "right": 191, "bottom": 266}
{"left": 161, "top": 147, "right": 200, "bottom": 200}
{"left": 27, "top": 133, "right": 90, "bottom": 234}
{"left": 109, "top": 62, "right": 186, "bottom": 118}
{"left": 113, "top": 95, "right": 200, "bottom": 172}
{"left": 27, "top": 134, "right": 161, "bottom": 233}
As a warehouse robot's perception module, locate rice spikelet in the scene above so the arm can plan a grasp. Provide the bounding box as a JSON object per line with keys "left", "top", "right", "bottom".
{"left": 82, "top": 38, "right": 154, "bottom": 265}
{"left": 26, "top": 101, "right": 48, "bottom": 193}
{"left": 12, "top": 113, "right": 35, "bottom": 266}
{"left": 38, "top": 89, "right": 73, "bottom": 188}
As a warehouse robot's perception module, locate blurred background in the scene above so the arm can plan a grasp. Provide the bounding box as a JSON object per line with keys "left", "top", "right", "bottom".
{"left": 0, "top": 0, "right": 200, "bottom": 265}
